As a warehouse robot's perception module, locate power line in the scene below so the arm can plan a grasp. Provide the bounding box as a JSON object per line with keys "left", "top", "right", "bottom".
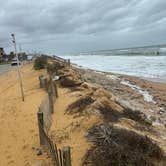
{"left": 13, "top": 36, "right": 60, "bottom": 46}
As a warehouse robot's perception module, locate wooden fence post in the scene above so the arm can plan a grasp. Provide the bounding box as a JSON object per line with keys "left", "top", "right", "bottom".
{"left": 59, "top": 149, "right": 63, "bottom": 166}
{"left": 54, "top": 144, "right": 60, "bottom": 166}
{"left": 48, "top": 88, "right": 54, "bottom": 113}
{"left": 39, "top": 75, "right": 43, "bottom": 88}
{"left": 37, "top": 110, "right": 45, "bottom": 145}
{"left": 67, "top": 59, "right": 70, "bottom": 66}
{"left": 39, "top": 75, "right": 47, "bottom": 89}
{"left": 62, "top": 146, "right": 71, "bottom": 166}
{"left": 54, "top": 81, "right": 58, "bottom": 98}
{"left": 51, "top": 79, "right": 56, "bottom": 100}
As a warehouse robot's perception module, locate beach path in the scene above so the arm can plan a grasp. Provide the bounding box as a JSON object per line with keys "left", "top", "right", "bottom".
{"left": 0, "top": 63, "right": 48, "bottom": 165}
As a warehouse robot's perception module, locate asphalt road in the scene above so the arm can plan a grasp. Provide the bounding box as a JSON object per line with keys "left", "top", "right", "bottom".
{"left": 0, "top": 64, "right": 14, "bottom": 75}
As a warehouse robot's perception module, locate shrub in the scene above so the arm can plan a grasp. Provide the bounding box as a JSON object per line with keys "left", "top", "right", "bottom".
{"left": 66, "top": 96, "right": 95, "bottom": 114}
{"left": 34, "top": 56, "right": 48, "bottom": 70}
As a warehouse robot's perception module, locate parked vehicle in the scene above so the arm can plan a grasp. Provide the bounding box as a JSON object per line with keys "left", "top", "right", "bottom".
{"left": 11, "top": 58, "right": 21, "bottom": 66}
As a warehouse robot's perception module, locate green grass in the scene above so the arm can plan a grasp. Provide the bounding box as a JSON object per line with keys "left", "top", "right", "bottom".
{"left": 0, "top": 61, "right": 10, "bottom": 65}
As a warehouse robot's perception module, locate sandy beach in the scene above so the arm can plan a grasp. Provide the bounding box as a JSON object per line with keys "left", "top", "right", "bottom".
{"left": 0, "top": 61, "right": 166, "bottom": 165}
{"left": 0, "top": 64, "right": 51, "bottom": 165}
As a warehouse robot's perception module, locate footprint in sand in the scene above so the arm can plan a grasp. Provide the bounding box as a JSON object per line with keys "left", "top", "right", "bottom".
{"left": 7, "top": 160, "right": 15, "bottom": 164}
{"left": 22, "top": 144, "right": 29, "bottom": 150}
{"left": 6, "top": 153, "right": 14, "bottom": 164}
{"left": 7, "top": 145, "right": 11, "bottom": 149}
{"left": 0, "top": 119, "right": 4, "bottom": 124}
{"left": 6, "top": 155, "right": 12, "bottom": 159}
{"left": 29, "top": 129, "right": 35, "bottom": 133}
{"left": 11, "top": 131, "right": 17, "bottom": 138}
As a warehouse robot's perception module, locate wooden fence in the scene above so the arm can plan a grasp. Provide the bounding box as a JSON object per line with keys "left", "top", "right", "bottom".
{"left": 37, "top": 57, "right": 71, "bottom": 166}
{"left": 53, "top": 55, "right": 70, "bottom": 66}
{"left": 37, "top": 111, "right": 71, "bottom": 166}
{"left": 37, "top": 61, "right": 72, "bottom": 166}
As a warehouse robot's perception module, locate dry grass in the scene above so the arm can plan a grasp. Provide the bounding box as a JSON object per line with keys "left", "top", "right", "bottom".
{"left": 60, "top": 77, "right": 82, "bottom": 87}
{"left": 83, "top": 124, "right": 163, "bottom": 166}
{"left": 123, "top": 108, "right": 146, "bottom": 123}
{"left": 97, "top": 102, "right": 122, "bottom": 122}
{"left": 65, "top": 96, "right": 95, "bottom": 114}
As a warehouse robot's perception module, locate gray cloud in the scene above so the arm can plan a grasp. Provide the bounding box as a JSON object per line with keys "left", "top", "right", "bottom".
{"left": 0, "top": 0, "right": 166, "bottom": 53}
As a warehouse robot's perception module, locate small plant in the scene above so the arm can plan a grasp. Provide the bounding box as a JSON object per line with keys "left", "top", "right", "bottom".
{"left": 66, "top": 96, "right": 95, "bottom": 114}
{"left": 34, "top": 56, "right": 48, "bottom": 70}
{"left": 60, "top": 77, "right": 82, "bottom": 87}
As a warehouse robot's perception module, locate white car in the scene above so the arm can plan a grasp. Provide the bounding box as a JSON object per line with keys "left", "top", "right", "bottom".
{"left": 11, "top": 59, "right": 21, "bottom": 66}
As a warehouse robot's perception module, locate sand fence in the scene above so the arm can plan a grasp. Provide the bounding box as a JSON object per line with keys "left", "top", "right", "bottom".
{"left": 37, "top": 58, "right": 72, "bottom": 166}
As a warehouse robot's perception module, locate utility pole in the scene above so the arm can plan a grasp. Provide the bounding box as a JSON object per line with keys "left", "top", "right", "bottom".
{"left": 19, "top": 44, "right": 22, "bottom": 53}
{"left": 11, "top": 34, "right": 24, "bottom": 101}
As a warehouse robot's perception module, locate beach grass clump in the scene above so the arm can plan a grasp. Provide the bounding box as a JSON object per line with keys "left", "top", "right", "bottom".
{"left": 66, "top": 96, "right": 95, "bottom": 114}
{"left": 47, "top": 62, "right": 65, "bottom": 75}
{"left": 97, "top": 102, "right": 122, "bottom": 122}
{"left": 83, "top": 123, "right": 163, "bottom": 166}
{"left": 123, "top": 108, "right": 152, "bottom": 126}
{"left": 34, "top": 56, "right": 48, "bottom": 70}
{"left": 123, "top": 108, "right": 145, "bottom": 122}
{"left": 60, "top": 77, "right": 82, "bottom": 87}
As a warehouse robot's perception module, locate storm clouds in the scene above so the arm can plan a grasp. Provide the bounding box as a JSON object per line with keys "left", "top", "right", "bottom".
{"left": 0, "top": 0, "right": 166, "bottom": 53}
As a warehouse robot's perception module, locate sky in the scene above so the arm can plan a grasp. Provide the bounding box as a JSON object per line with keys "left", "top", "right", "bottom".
{"left": 0, "top": 0, "right": 166, "bottom": 54}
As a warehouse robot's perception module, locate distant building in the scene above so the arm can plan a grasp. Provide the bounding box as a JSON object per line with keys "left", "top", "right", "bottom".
{"left": 159, "top": 47, "right": 166, "bottom": 54}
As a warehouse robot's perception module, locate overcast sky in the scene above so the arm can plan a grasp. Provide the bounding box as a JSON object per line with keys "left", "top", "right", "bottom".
{"left": 0, "top": 0, "right": 166, "bottom": 54}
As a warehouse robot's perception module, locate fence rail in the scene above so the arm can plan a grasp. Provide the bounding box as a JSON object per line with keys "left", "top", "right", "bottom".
{"left": 53, "top": 55, "right": 70, "bottom": 66}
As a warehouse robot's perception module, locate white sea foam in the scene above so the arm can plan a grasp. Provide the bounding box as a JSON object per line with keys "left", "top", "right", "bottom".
{"left": 120, "top": 80, "right": 156, "bottom": 103}
{"left": 106, "top": 75, "right": 120, "bottom": 81}
{"left": 94, "top": 71, "right": 104, "bottom": 75}
{"left": 62, "top": 54, "right": 166, "bottom": 82}
{"left": 105, "top": 73, "right": 156, "bottom": 103}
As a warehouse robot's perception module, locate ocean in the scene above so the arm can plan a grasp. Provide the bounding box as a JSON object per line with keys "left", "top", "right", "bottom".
{"left": 61, "top": 54, "right": 166, "bottom": 82}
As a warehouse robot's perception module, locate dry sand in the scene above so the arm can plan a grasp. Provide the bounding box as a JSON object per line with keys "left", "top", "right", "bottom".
{"left": 0, "top": 64, "right": 49, "bottom": 166}
{"left": 50, "top": 88, "right": 100, "bottom": 166}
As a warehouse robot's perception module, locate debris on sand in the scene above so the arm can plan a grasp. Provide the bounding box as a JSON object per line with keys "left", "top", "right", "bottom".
{"left": 83, "top": 123, "right": 164, "bottom": 166}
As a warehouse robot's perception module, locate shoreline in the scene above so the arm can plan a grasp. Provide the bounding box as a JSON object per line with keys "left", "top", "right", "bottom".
{"left": 72, "top": 63, "right": 166, "bottom": 84}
